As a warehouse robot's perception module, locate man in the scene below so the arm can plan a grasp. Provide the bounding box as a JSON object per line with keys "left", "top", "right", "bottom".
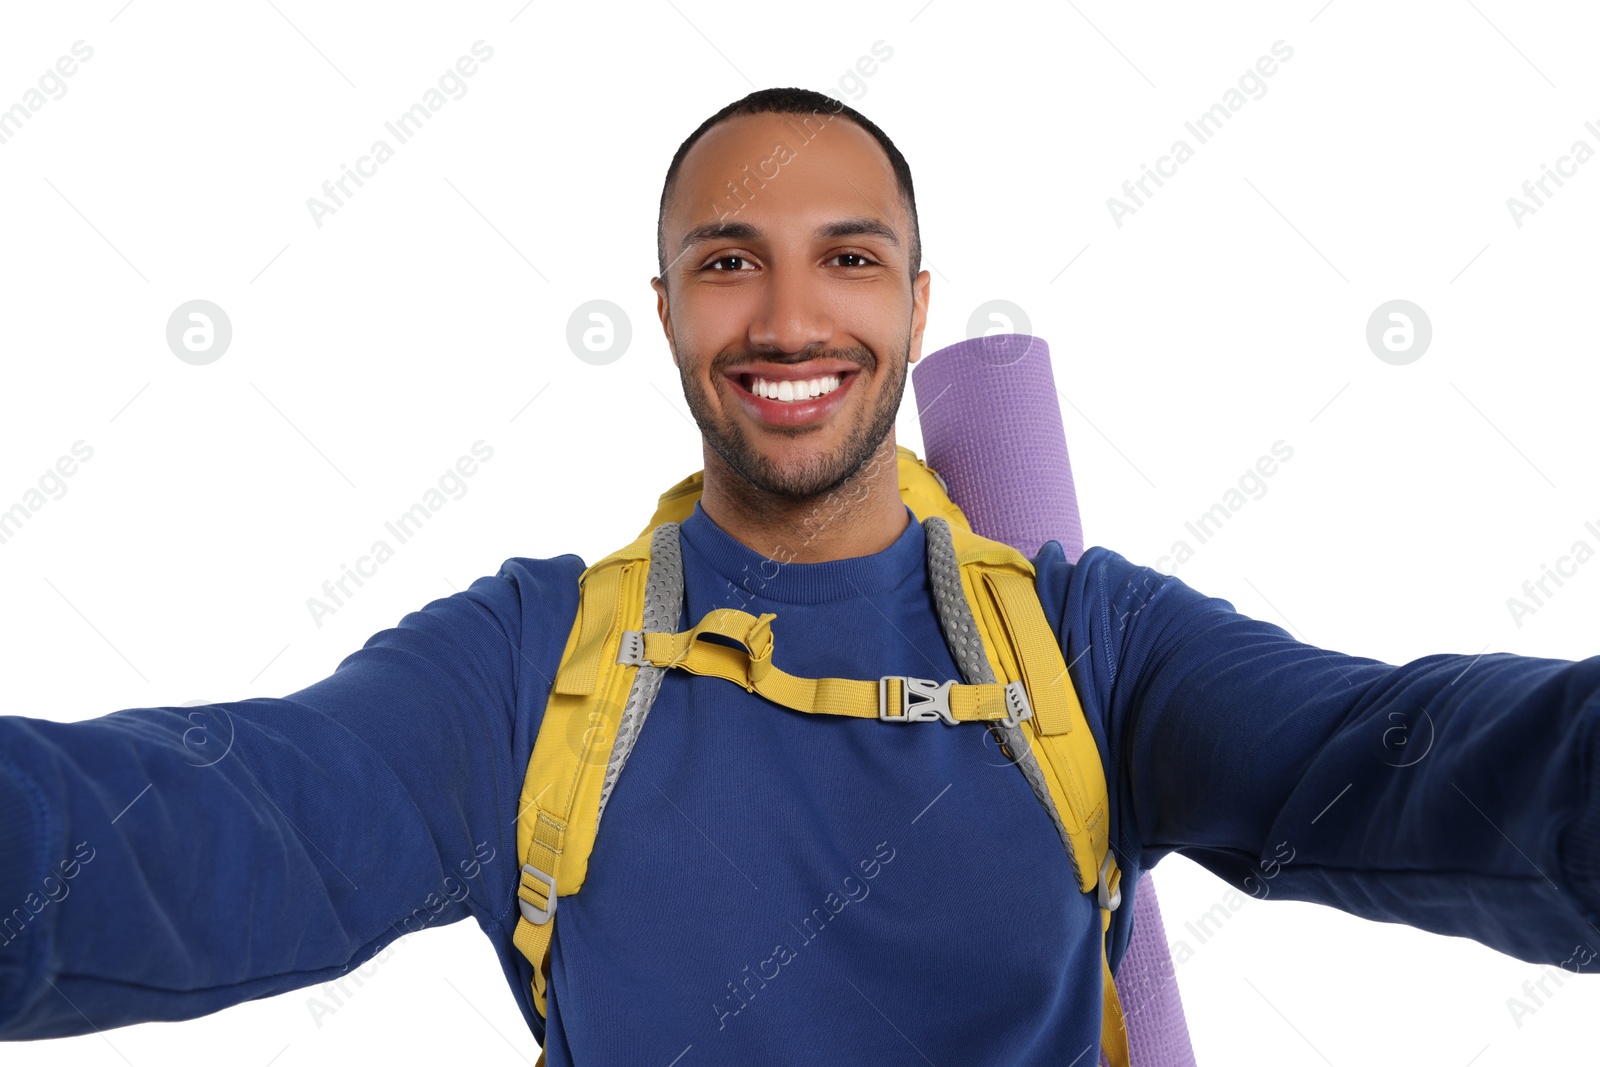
{"left": 2, "top": 87, "right": 1598, "bottom": 1065}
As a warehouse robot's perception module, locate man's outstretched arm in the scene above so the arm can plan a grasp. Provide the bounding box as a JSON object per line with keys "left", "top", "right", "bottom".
{"left": 1070, "top": 546, "right": 1600, "bottom": 964}
{"left": 0, "top": 556, "right": 578, "bottom": 1039}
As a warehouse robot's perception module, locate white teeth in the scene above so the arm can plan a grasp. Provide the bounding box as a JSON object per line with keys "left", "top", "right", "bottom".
{"left": 750, "top": 375, "right": 842, "bottom": 402}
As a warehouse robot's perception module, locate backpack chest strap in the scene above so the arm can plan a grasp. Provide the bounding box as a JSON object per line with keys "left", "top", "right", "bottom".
{"left": 616, "top": 608, "right": 1035, "bottom": 727}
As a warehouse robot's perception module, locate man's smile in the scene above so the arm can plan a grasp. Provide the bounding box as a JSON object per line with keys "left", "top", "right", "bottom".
{"left": 720, "top": 361, "right": 863, "bottom": 429}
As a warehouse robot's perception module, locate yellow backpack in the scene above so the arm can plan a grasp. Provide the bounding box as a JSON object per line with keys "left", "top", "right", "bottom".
{"left": 509, "top": 445, "right": 1128, "bottom": 1066}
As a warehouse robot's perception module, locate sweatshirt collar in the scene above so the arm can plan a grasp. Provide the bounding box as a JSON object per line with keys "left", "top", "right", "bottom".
{"left": 678, "top": 499, "right": 926, "bottom": 605}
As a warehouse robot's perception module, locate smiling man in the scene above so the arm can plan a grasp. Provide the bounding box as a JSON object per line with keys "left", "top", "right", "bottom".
{"left": 4, "top": 87, "right": 1600, "bottom": 1067}
{"left": 653, "top": 98, "right": 929, "bottom": 562}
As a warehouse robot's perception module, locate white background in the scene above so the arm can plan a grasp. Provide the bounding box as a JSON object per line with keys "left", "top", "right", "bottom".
{"left": 2, "top": 1, "right": 1598, "bottom": 1064}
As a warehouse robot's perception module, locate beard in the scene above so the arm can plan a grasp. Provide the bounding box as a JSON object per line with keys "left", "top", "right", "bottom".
{"left": 677, "top": 333, "right": 909, "bottom": 502}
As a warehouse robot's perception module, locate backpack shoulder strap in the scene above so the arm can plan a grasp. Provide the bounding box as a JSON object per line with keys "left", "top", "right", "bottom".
{"left": 937, "top": 518, "right": 1111, "bottom": 883}
{"left": 510, "top": 523, "right": 658, "bottom": 1021}
{"left": 929, "top": 515, "right": 1128, "bottom": 1067}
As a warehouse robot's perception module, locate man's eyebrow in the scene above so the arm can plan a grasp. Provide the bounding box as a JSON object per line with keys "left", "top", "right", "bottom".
{"left": 814, "top": 216, "right": 900, "bottom": 247}
{"left": 678, "top": 220, "right": 761, "bottom": 254}
{"left": 677, "top": 216, "right": 901, "bottom": 255}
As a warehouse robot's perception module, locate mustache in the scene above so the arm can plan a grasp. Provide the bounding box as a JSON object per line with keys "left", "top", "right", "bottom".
{"left": 711, "top": 347, "right": 876, "bottom": 374}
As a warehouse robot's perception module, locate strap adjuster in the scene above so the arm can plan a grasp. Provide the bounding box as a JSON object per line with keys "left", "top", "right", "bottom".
{"left": 519, "top": 863, "right": 557, "bottom": 924}
{"left": 1097, "top": 851, "right": 1122, "bottom": 912}
{"left": 616, "top": 630, "right": 647, "bottom": 667}
{"left": 878, "top": 676, "right": 957, "bottom": 725}
{"left": 1000, "top": 680, "right": 1033, "bottom": 728}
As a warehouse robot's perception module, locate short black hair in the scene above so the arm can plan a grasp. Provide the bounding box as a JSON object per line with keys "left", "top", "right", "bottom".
{"left": 656, "top": 87, "right": 921, "bottom": 290}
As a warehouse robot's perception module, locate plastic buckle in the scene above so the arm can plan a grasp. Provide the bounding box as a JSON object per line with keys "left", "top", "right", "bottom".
{"left": 1097, "top": 852, "right": 1122, "bottom": 913}
{"left": 1000, "top": 680, "right": 1033, "bottom": 728}
{"left": 878, "top": 676, "right": 957, "bottom": 725}
{"left": 519, "top": 863, "right": 557, "bottom": 924}
{"left": 616, "top": 630, "right": 647, "bottom": 667}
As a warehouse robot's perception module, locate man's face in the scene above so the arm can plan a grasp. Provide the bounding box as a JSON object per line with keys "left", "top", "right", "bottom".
{"left": 652, "top": 111, "right": 930, "bottom": 501}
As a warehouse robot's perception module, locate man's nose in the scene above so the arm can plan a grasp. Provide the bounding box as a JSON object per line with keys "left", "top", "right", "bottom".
{"left": 745, "top": 266, "right": 833, "bottom": 356}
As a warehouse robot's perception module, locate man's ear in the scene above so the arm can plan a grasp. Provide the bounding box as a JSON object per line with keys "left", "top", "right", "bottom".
{"left": 651, "top": 276, "right": 678, "bottom": 368}
{"left": 907, "top": 269, "right": 931, "bottom": 364}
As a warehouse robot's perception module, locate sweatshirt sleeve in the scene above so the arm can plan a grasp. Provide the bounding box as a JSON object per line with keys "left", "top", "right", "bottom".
{"left": 1068, "top": 545, "right": 1600, "bottom": 968}
{"left": 0, "top": 554, "right": 581, "bottom": 1039}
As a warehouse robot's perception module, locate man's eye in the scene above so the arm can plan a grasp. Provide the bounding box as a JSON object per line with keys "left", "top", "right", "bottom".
{"left": 833, "top": 252, "right": 875, "bottom": 268}
{"left": 706, "top": 255, "right": 753, "bottom": 271}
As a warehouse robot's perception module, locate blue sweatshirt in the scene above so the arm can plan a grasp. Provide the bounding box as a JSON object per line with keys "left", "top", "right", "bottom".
{"left": 3, "top": 500, "right": 1599, "bottom": 1064}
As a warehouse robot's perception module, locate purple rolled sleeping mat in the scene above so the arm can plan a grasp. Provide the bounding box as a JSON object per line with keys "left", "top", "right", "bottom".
{"left": 912, "top": 333, "right": 1196, "bottom": 1067}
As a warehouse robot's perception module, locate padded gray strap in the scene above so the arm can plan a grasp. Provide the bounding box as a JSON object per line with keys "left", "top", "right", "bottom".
{"left": 922, "top": 515, "right": 1080, "bottom": 872}
{"left": 595, "top": 521, "right": 683, "bottom": 827}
